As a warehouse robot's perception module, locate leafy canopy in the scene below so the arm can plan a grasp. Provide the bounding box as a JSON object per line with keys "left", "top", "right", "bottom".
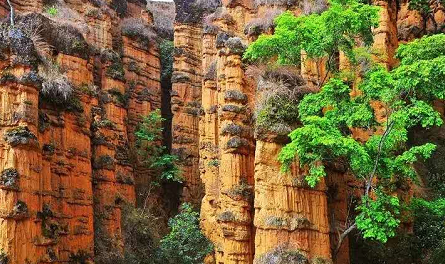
{"left": 278, "top": 34, "right": 444, "bottom": 242}
{"left": 158, "top": 203, "right": 214, "bottom": 264}
{"left": 243, "top": 0, "right": 380, "bottom": 65}
{"left": 136, "top": 110, "right": 182, "bottom": 183}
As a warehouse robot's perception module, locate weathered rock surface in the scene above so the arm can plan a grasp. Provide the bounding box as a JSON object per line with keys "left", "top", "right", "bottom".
{"left": 171, "top": 0, "right": 438, "bottom": 263}
{"left": 0, "top": 0, "right": 161, "bottom": 263}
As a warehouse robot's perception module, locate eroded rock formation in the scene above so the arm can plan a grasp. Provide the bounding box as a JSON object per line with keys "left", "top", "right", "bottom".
{"left": 172, "top": 0, "right": 445, "bottom": 263}
{"left": 0, "top": 0, "right": 162, "bottom": 262}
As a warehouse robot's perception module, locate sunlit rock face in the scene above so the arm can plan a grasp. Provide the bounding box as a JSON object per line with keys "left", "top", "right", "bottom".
{"left": 0, "top": 0, "right": 162, "bottom": 262}
{"left": 172, "top": 0, "right": 430, "bottom": 263}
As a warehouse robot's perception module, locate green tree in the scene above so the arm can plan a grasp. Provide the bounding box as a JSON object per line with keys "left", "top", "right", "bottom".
{"left": 158, "top": 203, "right": 213, "bottom": 264}
{"left": 244, "top": 0, "right": 445, "bottom": 257}
{"left": 244, "top": 0, "right": 380, "bottom": 87}
{"left": 136, "top": 109, "right": 182, "bottom": 183}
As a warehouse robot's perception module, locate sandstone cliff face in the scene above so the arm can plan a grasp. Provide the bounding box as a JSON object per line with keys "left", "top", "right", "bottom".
{"left": 0, "top": 0, "right": 443, "bottom": 263}
{"left": 171, "top": 0, "right": 445, "bottom": 263}
{"left": 0, "top": 0, "right": 162, "bottom": 262}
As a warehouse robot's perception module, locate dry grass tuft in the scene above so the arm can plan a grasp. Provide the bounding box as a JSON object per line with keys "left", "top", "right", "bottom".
{"left": 147, "top": 0, "right": 176, "bottom": 40}
{"left": 39, "top": 61, "right": 73, "bottom": 101}
{"left": 121, "top": 18, "right": 157, "bottom": 45}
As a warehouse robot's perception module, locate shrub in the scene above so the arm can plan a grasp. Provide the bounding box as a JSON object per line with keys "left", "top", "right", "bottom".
{"left": 208, "top": 159, "right": 220, "bottom": 167}
{"left": 224, "top": 90, "right": 247, "bottom": 103}
{"left": 204, "top": 61, "right": 217, "bottom": 81}
{"left": 158, "top": 203, "right": 213, "bottom": 264}
{"left": 255, "top": 245, "right": 308, "bottom": 264}
{"left": 69, "top": 250, "right": 92, "bottom": 264}
{"left": 110, "top": 0, "right": 127, "bottom": 17}
{"left": 248, "top": 65, "right": 308, "bottom": 136}
{"left": 204, "top": 7, "right": 234, "bottom": 26}
{"left": 11, "top": 201, "right": 28, "bottom": 217}
{"left": 226, "top": 137, "right": 248, "bottom": 149}
{"left": 194, "top": 0, "right": 221, "bottom": 11}
{"left": 136, "top": 110, "right": 182, "bottom": 183}
{"left": 217, "top": 210, "right": 236, "bottom": 222}
{"left": 108, "top": 88, "right": 129, "bottom": 107}
{"left": 227, "top": 180, "right": 252, "bottom": 201}
{"left": 254, "top": 0, "right": 299, "bottom": 7}
{"left": 265, "top": 216, "right": 286, "bottom": 227}
{"left": 221, "top": 123, "right": 243, "bottom": 136}
{"left": 92, "top": 155, "right": 115, "bottom": 170}
{"left": 0, "top": 251, "right": 7, "bottom": 264}
{"left": 225, "top": 37, "right": 246, "bottom": 55}
{"left": 121, "top": 18, "right": 156, "bottom": 46}
{"left": 116, "top": 203, "right": 161, "bottom": 263}
{"left": 159, "top": 40, "right": 174, "bottom": 83}
{"left": 102, "top": 52, "right": 125, "bottom": 81}
{"left": 301, "top": 0, "right": 328, "bottom": 15}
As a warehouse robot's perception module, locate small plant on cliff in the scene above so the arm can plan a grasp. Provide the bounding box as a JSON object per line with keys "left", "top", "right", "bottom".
{"left": 159, "top": 40, "right": 174, "bottom": 84}
{"left": 136, "top": 110, "right": 182, "bottom": 183}
{"left": 158, "top": 203, "right": 213, "bottom": 264}
{"left": 245, "top": 0, "right": 445, "bottom": 258}
{"left": 45, "top": 5, "right": 58, "bottom": 17}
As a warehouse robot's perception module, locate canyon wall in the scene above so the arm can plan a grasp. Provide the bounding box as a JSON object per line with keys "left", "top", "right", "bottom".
{"left": 0, "top": 0, "right": 162, "bottom": 263}
{"left": 0, "top": 0, "right": 443, "bottom": 263}
{"left": 172, "top": 0, "right": 445, "bottom": 263}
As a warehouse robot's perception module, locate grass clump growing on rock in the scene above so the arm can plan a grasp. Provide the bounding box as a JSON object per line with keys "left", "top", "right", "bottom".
{"left": 247, "top": 65, "right": 308, "bottom": 138}
{"left": 102, "top": 50, "right": 125, "bottom": 81}
{"left": 121, "top": 18, "right": 156, "bottom": 46}
{"left": 227, "top": 180, "right": 253, "bottom": 201}
{"left": 4, "top": 126, "right": 37, "bottom": 147}
{"left": 40, "top": 61, "right": 73, "bottom": 102}
{"left": 0, "top": 168, "right": 19, "bottom": 189}
{"left": 255, "top": 245, "right": 309, "bottom": 264}
{"left": 217, "top": 210, "right": 236, "bottom": 222}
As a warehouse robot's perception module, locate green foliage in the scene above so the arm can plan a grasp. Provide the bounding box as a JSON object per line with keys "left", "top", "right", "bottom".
{"left": 159, "top": 40, "right": 174, "bottom": 83}
{"left": 278, "top": 35, "right": 445, "bottom": 242}
{"left": 136, "top": 110, "right": 182, "bottom": 183}
{"left": 356, "top": 191, "right": 401, "bottom": 243}
{"left": 45, "top": 6, "right": 58, "bottom": 17}
{"left": 246, "top": 0, "right": 445, "bottom": 245}
{"left": 411, "top": 198, "right": 445, "bottom": 250}
{"left": 243, "top": 0, "right": 379, "bottom": 66}
{"left": 158, "top": 203, "right": 213, "bottom": 264}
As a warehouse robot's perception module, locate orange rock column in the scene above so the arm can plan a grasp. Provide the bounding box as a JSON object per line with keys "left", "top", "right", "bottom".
{"left": 215, "top": 39, "right": 255, "bottom": 264}
{"left": 199, "top": 30, "right": 221, "bottom": 251}
{"left": 171, "top": 24, "right": 204, "bottom": 206}
{"left": 0, "top": 65, "right": 43, "bottom": 264}
{"left": 253, "top": 139, "right": 332, "bottom": 262}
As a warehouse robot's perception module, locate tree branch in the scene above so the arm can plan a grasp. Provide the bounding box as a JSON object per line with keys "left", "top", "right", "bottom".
{"left": 6, "top": 0, "right": 14, "bottom": 26}
{"left": 334, "top": 222, "right": 357, "bottom": 257}
{"left": 333, "top": 120, "right": 395, "bottom": 258}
